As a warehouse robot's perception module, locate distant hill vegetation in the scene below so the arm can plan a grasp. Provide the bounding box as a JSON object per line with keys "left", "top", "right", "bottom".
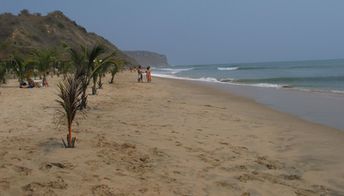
{"left": 0, "top": 9, "right": 136, "bottom": 64}
{"left": 124, "top": 50, "right": 169, "bottom": 67}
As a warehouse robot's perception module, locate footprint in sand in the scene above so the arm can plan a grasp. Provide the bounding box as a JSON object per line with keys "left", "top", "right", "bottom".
{"left": 151, "top": 147, "right": 168, "bottom": 158}
{"left": 23, "top": 177, "right": 68, "bottom": 195}
{"left": 85, "top": 159, "right": 101, "bottom": 170}
{"left": 13, "top": 165, "right": 32, "bottom": 176}
{"left": 40, "top": 162, "right": 75, "bottom": 171}
{"left": 236, "top": 173, "right": 262, "bottom": 183}
{"left": 221, "top": 165, "right": 248, "bottom": 172}
{"left": 276, "top": 144, "right": 292, "bottom": 152}
{"left": 215, "top": 180, "right": 241, "bottom": 191}
{"left": 255, "top": 156, "right": 284, "bottom": 170}
{"left": 114, "top": 168, "right": 127, "bottom": 177}
{"left": 294, "top": 185, "right": 336, "bottom": 196}
{"left": 92, "top": 184, "right": 116, "bottom": 195}
{"left": 10, "top": 156, "right": 21, "bottom": 161}
{"left": 0, "top": 151, "right": 8, "bottom": 159}
{"left": 280, "top": 174, "right": 301, "bottom": 181}
{"left": 23, "top": 183, "right": 56, "bottom": 196}
{"left": 0, "top": 180, "right": 10, "bottom": 190}
{"left": 197, "top": 153, "right": 221, "bottom": 167}
{"left": 197, "top": 140, "right": 204, "bottom": 144}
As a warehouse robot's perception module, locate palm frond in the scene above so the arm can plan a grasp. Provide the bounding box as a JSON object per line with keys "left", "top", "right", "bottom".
{"left": 87, "top": 45, "right": 105, "bottom": 67}
{"left": 56, "top": 76, "right": 83, "bottom": 127}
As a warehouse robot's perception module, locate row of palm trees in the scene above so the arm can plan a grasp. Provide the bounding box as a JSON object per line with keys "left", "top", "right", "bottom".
{"left": 1, "top": 44, "right": 126, "bottom": 148}
{"left": 0, "top": 45, "right": 124, "bottom": 90}
{"left": 0, "top": 50, "right": 57, "bottom": 87}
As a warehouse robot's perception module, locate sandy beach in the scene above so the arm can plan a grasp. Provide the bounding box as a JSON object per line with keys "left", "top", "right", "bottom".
{"left": 0, "top": 71, "right": 344, "bottom": 195}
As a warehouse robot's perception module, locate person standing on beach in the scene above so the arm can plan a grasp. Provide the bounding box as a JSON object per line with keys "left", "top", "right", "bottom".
{"left": 137, "top": 65, "right": 143, "bottom": 82}
{"left": 146, "top": 66, "right": 152, "bottom": 82}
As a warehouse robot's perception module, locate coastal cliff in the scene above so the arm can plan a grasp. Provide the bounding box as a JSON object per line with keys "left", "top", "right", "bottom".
{"left": 124, "top": 50, "right": 169, "bottom": 67}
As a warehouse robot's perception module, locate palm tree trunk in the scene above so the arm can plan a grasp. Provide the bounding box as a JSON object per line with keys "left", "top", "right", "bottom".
{"left": 92, "top": 75, "right": 97, "bottom": 95}
{"left": 19, "top": 77, "right": 24, "bottom": 87}
{"left": 81, "top": 88, "right": 87, "bottom": 109}
{"left": 78, "top": 80, "right": 87, "bottom": 110}
{"left": 43, "top": 74, "right": 47, "bottom": 87}
{"left": 98, "top": 74, "right": 103, "bottom": 89}
{"left": 68, "top": 124, "right": 72, "bottom": 147}
{"left": 110, "top": 73, "right": 115, "bottom": 84}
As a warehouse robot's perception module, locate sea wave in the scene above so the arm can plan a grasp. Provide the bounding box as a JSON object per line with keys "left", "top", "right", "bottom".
{"left": 152, "top": 73, "right": 200, "bottom": 81}
{"left": 154, "top": 67, "right": 193, "bottom": 74}
{"left": 331, "top": 90, "right": 344, "bottom": 94}
{"left": 153, "top": 74, "right": 287, "bottom": 88}
{"left": 199, "top": 77, "right": 219, "bottom": 82}
{"left": 220, "top": 78, "right": 236, "bottom": 82}
{"left": 234, "top": 75, "right": 344, "bottom": 84}
{"left": 217, "top": 67, "right": 239, "bottom": 71}
{"left": 228, "top": 63, "right": 344, "bottom": 71}
{"left": 152, "top": 73, "right": 221, "bottom": 83}
{"left": 247, "top": 83, "right": 288, "bottom": 88}
{"left": 152, "top": 73, "right": 344, "bottom": 93}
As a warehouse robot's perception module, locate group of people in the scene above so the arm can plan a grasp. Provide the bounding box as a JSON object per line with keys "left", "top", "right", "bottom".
{"left": 20, "top": 78, "right": 48, "bottom": 88}
{"left": 136, "top": 66, "right": 152, "bottom": 83}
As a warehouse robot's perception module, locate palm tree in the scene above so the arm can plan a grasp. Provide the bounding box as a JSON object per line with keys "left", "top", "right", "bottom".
{"left": 86, "top": 47, "right": 115, "bottom": 95}
{"left": 94, "top": 60, "right": 112, "bottom": 90}
{"left": 58, "top": 61, "right": 73, "bottom": 80}
{"left": 91, "top": 59, "right": 102, "bottom": 95}
{"left": 97, "top": 64, "right": 109, "bottom": 89}
{"left": 9, "top": 56, "right": 34, "bottom": 87}
{"left": 109, "top": 59, "right": 124, "bottom": 84}
{"left": 56, "top": 76, "right": 83, "bottom": 148}
{"left": 0, "top": 62, "right": 7, "bottom": 85}
{"left": 32, "top": 49, "right": 56, "bottom": 86}
{"left": 69, "top": 46, "right": 88, "bottom": 109}
{"left": 69, "top": 45, "right": 115, "bottom": 108}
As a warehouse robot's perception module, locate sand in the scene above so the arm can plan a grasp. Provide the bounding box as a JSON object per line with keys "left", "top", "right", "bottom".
{"left": 0, "top": 72, "right": 344, "bottom": 195}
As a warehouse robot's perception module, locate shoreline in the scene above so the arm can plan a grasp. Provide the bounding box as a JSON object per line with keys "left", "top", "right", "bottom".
{"left": 154, "top": 74, "right": 344, "bottom": 130}
{"left": 1, "top": 72, "right": 344, "bottom": 195}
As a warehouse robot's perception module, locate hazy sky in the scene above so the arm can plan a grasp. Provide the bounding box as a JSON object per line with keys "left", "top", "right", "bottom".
{"left": 1, "top": 0, "right": 344, "bottom": 65}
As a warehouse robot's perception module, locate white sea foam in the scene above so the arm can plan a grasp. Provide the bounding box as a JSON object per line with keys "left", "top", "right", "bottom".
{"left": 220, "top": 78, "right": 236, "bottom": 82}
{"left": 248, "top": 83, "right": 284, "bottom": 88}
{"left": 222, "top": 82, "right": 285, "bottom": 89}
{"left": 155, "top": 68, "right": 193, "bottom": 74}
{"left": 152, "top": 73, "right": 198, "bottom": 81}
{"left": 152, "top": 74, "right": 221, "bottom": 83}
{"left": 217, "top": 67, "right": 239, "bottom": 71}
{"left": 198, "top": 77, "right": 219, "bottom": 82}
{"left": 331, "top": 90, "right": 344, "bottom": 94}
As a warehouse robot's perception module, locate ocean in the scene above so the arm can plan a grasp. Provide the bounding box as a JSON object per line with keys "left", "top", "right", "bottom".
{"left": 152, "top": 59, "right": 344, "bottom": 130}
{"left": 153, "top": 59, "right": 344, "bottom": 94}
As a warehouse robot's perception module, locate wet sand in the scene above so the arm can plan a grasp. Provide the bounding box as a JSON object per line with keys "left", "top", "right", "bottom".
{"left": 0, "top": 72, "right": 343, "bottom": 195}
{"left": 202, "top": 81, "right": 344, "bottom": 130}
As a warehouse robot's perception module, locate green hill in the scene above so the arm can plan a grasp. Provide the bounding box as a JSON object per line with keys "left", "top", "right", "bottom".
{"left": 0, "top": 9, "right": 136, "bottom": 64}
